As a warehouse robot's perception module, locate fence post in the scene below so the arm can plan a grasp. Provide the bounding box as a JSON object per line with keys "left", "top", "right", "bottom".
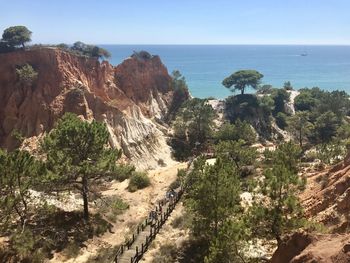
{"left": 136, "top": 246, "right": 138, "bottom": 256}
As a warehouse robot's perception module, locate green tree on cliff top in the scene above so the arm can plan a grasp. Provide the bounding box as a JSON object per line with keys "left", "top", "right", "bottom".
{"left": 2, "top": 26, "right": 32, "bottom": 49}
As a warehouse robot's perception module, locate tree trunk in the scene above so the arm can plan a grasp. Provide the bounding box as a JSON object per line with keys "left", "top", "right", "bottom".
{"left": 241, "top": 89, "right": 244, "bottom": 95}
{"left": 82, "top": 175, "right": 89, "bottom": 221}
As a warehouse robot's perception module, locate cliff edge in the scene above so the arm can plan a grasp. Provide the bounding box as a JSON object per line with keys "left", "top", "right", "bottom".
{"left": 0, "top": 48, "right": 175, "bottom": 169}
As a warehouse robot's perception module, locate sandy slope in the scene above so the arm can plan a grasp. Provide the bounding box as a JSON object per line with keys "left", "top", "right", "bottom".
{"left": 50, "top": 162, "right": 187, "bottom": 263}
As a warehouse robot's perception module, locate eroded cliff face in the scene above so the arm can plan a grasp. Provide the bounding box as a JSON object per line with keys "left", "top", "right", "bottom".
{"left": 0, "top": 48, "right": 175, "bottom": 169}
{"left": 271, "top": 156, "right": 350, "bottom": 263}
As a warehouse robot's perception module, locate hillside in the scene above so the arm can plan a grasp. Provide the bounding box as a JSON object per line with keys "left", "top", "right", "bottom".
{"left": 0, "top": 48, "right": 176, "bottom": 169}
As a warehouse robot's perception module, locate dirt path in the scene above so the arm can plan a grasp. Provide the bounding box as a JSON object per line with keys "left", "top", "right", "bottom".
{"left": 50, "top": 162, "right": 187, "bottom": 263}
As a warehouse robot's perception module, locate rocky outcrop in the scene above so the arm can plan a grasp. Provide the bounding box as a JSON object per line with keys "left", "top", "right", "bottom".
{"left": 300, "top": 158, "right": 350, "bottom": 233}
{"left": 0, "top": 48, "right": 177, "bottom": 169}
{"left": 271, "top": 232, "right": 350, "bottom": 263}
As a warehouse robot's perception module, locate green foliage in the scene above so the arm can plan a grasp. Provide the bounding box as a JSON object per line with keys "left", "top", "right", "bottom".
{"left": 128, "top": 171, "right": 151, "bottom": 192}
{"left": 225, "top": 94, "right": 272, "bottom": 139}
{"left": 257, "top": 84, "right": 273, "bottom": 94}
{"left": 316, "top": 140, "right": 346, "bottom": 165}
{"left": 187, "top": 157, "right": 241, "bottom": 240}
{"left": 222, "top": 70, "right": 263, "bottom": 95}
{"left": 41, "top": 113, "right": 121, "bottom": 220}
{"left": 167, "top": 70, "right": 190, "bottom": 121}
{"left": 0, "top": 149, "right": 46, "bottom": 230}
{"left": 287, "top": 111, "right": 313, "bottom": 147}
{"left": 271, "top": 88, "right": 290, "bottom": 115}
{"left": 215, "top": 120, "right": 256, "bottom": 145}
{"left": 96, "top": 196, "right": 129, "bottom": 223}
{"left": 15, "top": 63, "right": 38, "bottom": 86}
{"left": 275, "top": 112, "right": 288, "bottom": 130}
{"left": 254, "top": 142, "right": 305, "bottom": 244}
{"left": 71, "top": 41, "right": 111, "bottom": 59}
{"left": 295, "top": 88, "right": 350, "bottom": 117}
{"left": 215, "top": 140, "right": 257, "bottom": 171}
{"left": 264, "top": 142, "right": 301, "bottom": 173}
{"left": 314, "top": 111, "right": 339, "bottom": 143}
{"left": 204, "top": 219, "right": 249, "bottom": 263}
{"left": 186, "top": 156, "right": 249, "bottom": 262}
{"left": 113, "top": 164, "right": 135, "bottom": 181}
{"left": 2, "top": 25, "right": 32, "bottom": 48}
{"left": 283, "top": 81, "right": 293, "bottom": 90}
{"left": 171, "top": 98, "right": 216, "bottom": 160}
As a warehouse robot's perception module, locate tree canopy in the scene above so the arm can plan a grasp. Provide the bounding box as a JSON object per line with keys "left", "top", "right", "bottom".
{"left": 2, "top": 26, "right": 32, "bottom": 48}
{"left": 222, "top": 70, "right": 263, "bottom": 95}
{"left": 71, "top": 41, "right": 111, "bottom": 59}
{"left": 42, "top": 113, "right": 121, "bottom": 220}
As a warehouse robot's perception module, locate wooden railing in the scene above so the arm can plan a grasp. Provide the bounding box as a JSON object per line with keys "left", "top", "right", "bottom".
{"left": 114, "top": 186, "right": 184, "bottom": 263}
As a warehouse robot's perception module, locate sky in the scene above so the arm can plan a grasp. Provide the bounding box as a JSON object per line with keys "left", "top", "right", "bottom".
{"left": 1, "top": 0, "right": 350, "bottom": 45}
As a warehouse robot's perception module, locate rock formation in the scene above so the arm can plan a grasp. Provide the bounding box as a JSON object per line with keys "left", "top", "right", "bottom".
{"left": 271, "top": 232, "right": 350, "bottom": 263}
{"left": 0, "top": 48, "right": 179, "bottom": 169}
{"left": 271, "top": 156, "right": 350, "bottom": 262}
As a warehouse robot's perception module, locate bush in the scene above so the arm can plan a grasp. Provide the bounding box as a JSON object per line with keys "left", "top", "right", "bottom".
{"left": 114, "top": 164, "right": 135, "bottom": 182}
{"left": 275, "top": 112, "right": 287, "bottom": 130}
{"left": 16, "top": 63, "right": 38, "bottom": 86}
{"left": 128, "top": 172, "right": 151, "bottom": 192}
{"left": 96, "top": 196, "right": 129, "bottom": 223}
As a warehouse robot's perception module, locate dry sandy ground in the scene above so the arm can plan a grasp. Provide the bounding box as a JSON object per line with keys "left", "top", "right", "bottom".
{"left": 141, "top": 202, "right": 189, "bottom": 263}
{"left": 50, "top": 161, "right": 187, "bottom": 263}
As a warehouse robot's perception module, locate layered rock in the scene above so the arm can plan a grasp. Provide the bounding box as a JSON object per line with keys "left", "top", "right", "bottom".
{"left": 0, "top": 48, "right": 176, "bottom": 169}
{"left": 271, "top": 232, "right": 350, "bottom": 263}
{"left": 301, "top": 158, "right": 350, "bottom": 233}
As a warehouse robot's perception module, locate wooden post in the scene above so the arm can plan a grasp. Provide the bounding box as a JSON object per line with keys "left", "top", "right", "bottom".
{"left": 132, "top": 234, "right": 135, "bottom": 243}
{"left": 136, "top": 246, "right": 138, "bottom": 256}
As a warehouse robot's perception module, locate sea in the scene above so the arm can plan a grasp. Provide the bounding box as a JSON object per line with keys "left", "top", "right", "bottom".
{"left": 101, "top": 45, "right": 350, "bottom": 99}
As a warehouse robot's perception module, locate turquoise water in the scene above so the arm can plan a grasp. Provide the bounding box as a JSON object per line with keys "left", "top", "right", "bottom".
{"left": 102, "top": 45, "right": 350, "bottom": 99}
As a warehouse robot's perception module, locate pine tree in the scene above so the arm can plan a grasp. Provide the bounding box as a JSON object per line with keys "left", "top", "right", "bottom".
{"left": 41, "top": 113, "right": 122, "bottom": 221}
{"left": 253, "top": 142, "right": 305, "bottom": 245}
{"left": 0, "top": 149, "right": 45, "bottom": 231}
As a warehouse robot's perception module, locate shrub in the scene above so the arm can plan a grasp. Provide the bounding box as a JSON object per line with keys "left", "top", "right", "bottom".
{"left": 16, "top": 63, "right": 38, "bottom": 86}
{"left": 275, "top": 112, "right": 287, "bottom": 130}
{"left": 128, "top": 172, "right": 151, "bottom": 192}
{"left": 96, "top": 196, "right": 129, "bottom": 223}
{"left": 114, "top": 164, "right": 135, "bottom": 182}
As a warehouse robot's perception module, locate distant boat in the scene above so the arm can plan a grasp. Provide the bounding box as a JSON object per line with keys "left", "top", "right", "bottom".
{"left": 300, "top": 53, "right": 308, "bottom": 56}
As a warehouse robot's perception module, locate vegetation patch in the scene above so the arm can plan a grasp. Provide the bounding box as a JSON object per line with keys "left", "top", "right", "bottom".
{"left": 95, "top": 196, "right": 129, "bottom": 223}
{"left": 128, "top": 171, "right": 151, "bottom": 192}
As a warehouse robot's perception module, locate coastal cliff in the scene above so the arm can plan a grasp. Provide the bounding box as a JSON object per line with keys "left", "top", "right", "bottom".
{"left": 0, "top": 48, "right": 176, "bottom": 169}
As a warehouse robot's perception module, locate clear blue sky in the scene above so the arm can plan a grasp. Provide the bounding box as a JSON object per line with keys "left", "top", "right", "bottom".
{"left": 1, "top": 0, "right": 350, "bottom": 45}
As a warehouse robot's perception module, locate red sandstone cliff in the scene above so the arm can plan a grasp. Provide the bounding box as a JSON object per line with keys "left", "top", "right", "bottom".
{"left": 271, "top": 158, "right": 350, "bottom": 262}
{"left": 0, "top": 48, "right": 176, "bottom": 168}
